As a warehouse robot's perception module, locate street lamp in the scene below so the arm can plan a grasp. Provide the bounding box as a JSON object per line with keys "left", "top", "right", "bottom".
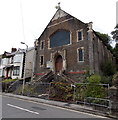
{"left": 20, "top": 42, "right": 28, "bottom": 95}
{"left": 20, "top": 42, "right": 28, "bottom": 49}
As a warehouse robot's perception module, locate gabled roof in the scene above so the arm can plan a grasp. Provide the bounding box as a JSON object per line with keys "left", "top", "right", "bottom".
{"left": 38, "top": 8, "right": 87, "bottom": 41}
{"left": 51, "top": 9, "right": 68, "bottom": 21}
{"left": 2, "top": 49, "right": 25, "bottom": 58}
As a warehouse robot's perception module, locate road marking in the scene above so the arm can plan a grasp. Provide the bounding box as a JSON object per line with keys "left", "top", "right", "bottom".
{"left": 4, "top": 96, "right": 107, "bottom": 118}
{"left": 7, "top": 104, "right": 39, "bottom": 115}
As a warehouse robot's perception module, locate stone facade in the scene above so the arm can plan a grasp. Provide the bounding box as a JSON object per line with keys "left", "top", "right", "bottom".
{"left": 34, "top": 8, "right": 115, "bottom": 82}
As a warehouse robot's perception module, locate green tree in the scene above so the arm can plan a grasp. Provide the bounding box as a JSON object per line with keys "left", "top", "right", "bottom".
{"left": 111, "top": 24, "right": 118, "bottom": 42}
{"left": 113, "top": 43, "right": 118, "bottom": 58}
{"left": 111, "top": 24, "right": 118, "bottom": 71}
{"left": 101, "top": 60, "right": 116, "bottom": 76}
{"left": 85, "top": 74, "right": 106, "bottom": 98}
{"left": 113, "top": 43, "right": 118, "bottom": 71}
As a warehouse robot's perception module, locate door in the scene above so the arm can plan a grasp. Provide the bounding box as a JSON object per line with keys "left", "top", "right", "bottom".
{"left": 55, "top": 55, "right": 63, "bottom": 73}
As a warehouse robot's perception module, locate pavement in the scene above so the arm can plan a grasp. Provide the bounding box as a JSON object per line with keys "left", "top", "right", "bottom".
{"left": 1, "top": 92, "right": 118, "bottom": 119}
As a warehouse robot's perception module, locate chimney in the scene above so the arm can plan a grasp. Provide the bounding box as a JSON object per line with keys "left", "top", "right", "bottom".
{"left": 11, "top": 48, "right": 17, "bottom": 53}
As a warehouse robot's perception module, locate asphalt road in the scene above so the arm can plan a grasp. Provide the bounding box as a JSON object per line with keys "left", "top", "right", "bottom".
{"left": 1, "top": 95, "right": 111, "bottom": 119}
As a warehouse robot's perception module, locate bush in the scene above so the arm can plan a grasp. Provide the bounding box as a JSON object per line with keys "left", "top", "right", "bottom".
{"left": 101, "top": 76, "right": 112, "bottom": 86}
{"left": 1, "top": 79, "right": 17, "bottom": 83}
{"left": 101, "top": 60, "right": 116, "bottom": 76}
{"left": 85, "top": 74, "right": 106, "bottom": 98}
{"left": 86, "top": 74, "right": 101, "bottom": 83}
{"left": 1, "top": 79, "right": 17, "bottom": 92}
{"left": 112, "top": 72, "right": 118, "bottom": 87}
{"left": 49, "top": 82, "right": 73, "bottom": 102}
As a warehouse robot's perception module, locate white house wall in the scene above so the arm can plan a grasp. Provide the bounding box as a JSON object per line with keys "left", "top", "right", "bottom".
{"left": 12, "top": 53, "right": 24, "bottom": 79}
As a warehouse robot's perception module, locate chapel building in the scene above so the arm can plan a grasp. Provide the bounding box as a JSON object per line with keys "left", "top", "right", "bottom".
{"left": 34, "top": 7, "right": 115, "bottom": 82}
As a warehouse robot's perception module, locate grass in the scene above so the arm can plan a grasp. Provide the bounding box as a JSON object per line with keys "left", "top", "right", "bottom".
{"left": 1, "top": 79, "right": 17, "bottom": 83}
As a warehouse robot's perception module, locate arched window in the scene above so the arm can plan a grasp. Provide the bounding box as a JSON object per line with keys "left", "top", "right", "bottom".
{"left": 50, "top": 29, "right": 70, "bottom": 48}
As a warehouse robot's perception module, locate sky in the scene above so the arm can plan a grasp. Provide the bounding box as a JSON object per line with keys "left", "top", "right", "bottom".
{"left": 0, "top": 0, "right": 117, "bottom": 54}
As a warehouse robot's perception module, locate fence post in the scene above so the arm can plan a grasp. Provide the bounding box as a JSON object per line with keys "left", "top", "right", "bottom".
{"left": 48, "top": 83, "right": 51, "bottom": 100}
{"left": 109, "top": 86, "right": 118, "bottom": 116}
{"left": 71, "top": 84, "right": 76, "bottom": 102}
{"left": 109, "top": 100, "right": 112, "bottom": 114}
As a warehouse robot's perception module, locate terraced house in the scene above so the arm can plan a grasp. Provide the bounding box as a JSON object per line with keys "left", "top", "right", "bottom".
{"left": 34, "top": 7, "right": 115, "bottom": 82}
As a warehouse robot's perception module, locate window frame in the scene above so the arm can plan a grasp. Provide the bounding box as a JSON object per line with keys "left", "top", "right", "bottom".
{"left": 40, "top": 40, "right": 45, "bottom": 50}
{"left": 13, "top": 66, "right": 20, "bottom": 76}
{"left": 77, "top": 29, "right": 83, "bottom": 42}
{"left": 40, "top": 55, "right": 44, "bottom": 67}
{"left": 77, "top": 47, "right": 84, "bottom": 62}
{"left": 49, "top": 29, "right": 71, "bottom": 48}
{"left": 13, "top": 54, "right": 22, "bottom": 63}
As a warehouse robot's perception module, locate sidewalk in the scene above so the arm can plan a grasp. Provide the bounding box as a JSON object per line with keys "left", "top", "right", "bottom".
{"left": 1, "top": 92, "right": 117, "bottom": 119}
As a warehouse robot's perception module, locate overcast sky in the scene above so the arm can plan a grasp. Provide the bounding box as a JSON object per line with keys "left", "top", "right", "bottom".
{"left": 0, "top": 0, "right": 117, "bottom": 54}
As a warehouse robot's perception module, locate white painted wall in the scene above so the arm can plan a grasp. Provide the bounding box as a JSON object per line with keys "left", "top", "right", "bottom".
{"left": 12, "top": 53, "right": 24, "bottom": 79}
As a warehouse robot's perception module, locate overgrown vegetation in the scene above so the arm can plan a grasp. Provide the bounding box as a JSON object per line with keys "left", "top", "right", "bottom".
{"left": 100, "top": 60, "right": 116, "bottom": 86}
{"left": 75, "top": 75, "right": 107, "bottom": 101}
{"left": 85, "top": 75, "right": 106, "bottom": 98}
{"left": 1, "top": 79, "right": 17, "bottom": 83}
{"left": 49, "top": 82, "right": 73, "bottom": 102}
{"left": 113, "top": 43, "right": 118, "bottom": 71}
{"left": 74, "top": 74, "right": 108, "bottom": 106}
{"left": 111, "top": 24, "right": 118, "bottom": 42}
{"left": 112, "top": 72, "right": 118, "bottom": 87}
{"left": 111, "top": 24, "right": 118, "bottom": 71}
{"left": 2, "top": 79, "right": 17, "bottom": 92}
{"left": 101, "top": 60, "right": 116, "bottom": 76}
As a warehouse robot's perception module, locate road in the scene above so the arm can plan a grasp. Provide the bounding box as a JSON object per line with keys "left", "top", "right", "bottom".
{"left": 1, "top": 95, "right": 111, "bottom": 118}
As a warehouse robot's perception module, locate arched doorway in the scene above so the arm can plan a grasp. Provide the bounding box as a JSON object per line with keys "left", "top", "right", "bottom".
{"left": 55, "top": 55, "right": 63, "bottom": 73}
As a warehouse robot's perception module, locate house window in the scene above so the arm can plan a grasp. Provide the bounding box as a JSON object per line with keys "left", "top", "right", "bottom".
{"left": 40, "top": 56, "right": 44, "bottom": 66}
{"left": 50, "top": 29, "right": 70, "bottom": 48}
{"left": 77, "top": 30, "right": 83, "bottom": 41}
{"left": 13, "top": 54, "right": 22, "bottom": 63}
{"left": 2, "top": 58, "right": 8, "bottom": 65}
{"left": 13, "top": 66, "right": 20, "bottom": 76}
{"left": 40, "top": 40, "right": 44, "bottom": 50}
{"left": 77, "top": 48, "right": 84, "bottom": 62}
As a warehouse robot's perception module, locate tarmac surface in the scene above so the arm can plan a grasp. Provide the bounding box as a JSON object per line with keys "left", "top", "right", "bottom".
{"left": 1, "top": 92, "right": 117, "bottom": 119}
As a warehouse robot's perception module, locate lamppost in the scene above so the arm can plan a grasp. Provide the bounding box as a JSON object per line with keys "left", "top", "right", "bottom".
{"left": 20, "top": 42, "right": 28, "bottom": 95}
{"left": 21, "top": 42, "right": 28, "bottom": 50}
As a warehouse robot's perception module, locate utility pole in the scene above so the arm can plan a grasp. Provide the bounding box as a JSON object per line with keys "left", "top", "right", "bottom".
{"left": 20, "top": 42, "right": 28, "bottom": 95}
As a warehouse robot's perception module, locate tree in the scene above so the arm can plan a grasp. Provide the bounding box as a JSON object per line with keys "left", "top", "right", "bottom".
{"left": 101, "top": 60, "right": 116, "bottom": 76}
{"left": 113, "top": 43, "right": 118, "bottom": 71}
{"left": 113, "top": 43, "right": 118, "bottom": 58}
{"left": 111, "top": 24, "right": 118, "bottom": 42}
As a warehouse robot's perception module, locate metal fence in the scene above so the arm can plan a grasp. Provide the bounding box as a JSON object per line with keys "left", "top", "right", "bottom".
{"left": 13, "top": 82, "right": 111, "bottom": 113}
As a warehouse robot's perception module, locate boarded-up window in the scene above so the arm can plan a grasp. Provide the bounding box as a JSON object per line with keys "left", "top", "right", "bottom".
{"left": 50, "top": 30, "right": 70, "bottom": 48}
